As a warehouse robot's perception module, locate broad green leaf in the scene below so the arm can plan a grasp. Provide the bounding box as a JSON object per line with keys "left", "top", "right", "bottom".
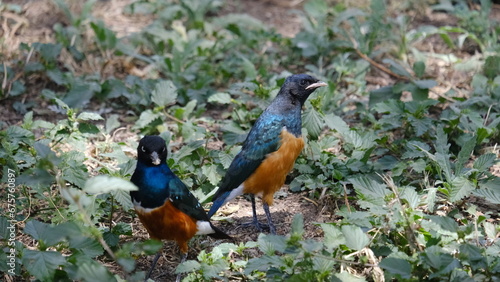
{"left": 218, "top": 150, "right": 235, "bottom": 169}
{"left": 427, "top": 215, "right": 458, "bottom": 233}
{"left": 483, "top": 55, "right": 500, "bottom": 79}
{"left": 319, "top": 224, "right": 345, "bottom": 252}
{"left": 134, "top": 109, "right": 161, "bottom": 129}
{"left": 22, "top": 250, "right": 67, "bottom": 281}
{"left": 473, "top": 153, "right": 496, "bottom": 172}
{"left": 74, "top": 260, "right": 117, "bottom": 282}
{"left": 69, "top": 235, "right": 103, "bottom": 257}
{"left": 379, "top": 257, "right": 411, "bottom": 279}
{"left": 202, "top": 164, "right": 220, "bottom": 186}
{"left": 302, "top": 107, "right": 323, "bottom": 139}
{"left": 24, "top": 220, "right": 64, "bottom": 247}
{"left": 413, "top": 61, "right": 426, "bottom": 77}
{"left": 341, "top": 225, "right": 369, "bottom": 250}
{"left": 258, "top": 234, "right": 287, "bottom": 255}
{"left": 434, "top": 127, "right": 452, "bottom": 182}
{"left": 105, "top": 114, "right": 120, "bottom": 134}
{"left": 240, "top": 56, "right": 257, "bottom": 80}
{"left": 77, "top": 112, "right": 103, "bottom": 121}
{"left": 349, "top": 176, "right": 390, "bottom": 206}
{"left": 425, "top": 187, "right": 438, "bottom": 212}
{"left": 455, "top": 135, "right": 476, "bottom": 175}
{"left": 449, "top": 176, "right": 475, "bottom": 202}
{"left": 313, "top": 256, "right": 335, "bottom": 273}
{"left": 413, "top": 79, "right": 437, "bottom": 89}
{"left": 111, "top": 189, "right": 134, "bottom": 210}
{"left": 176, "top": 260, "right": 201, "bottom": 273}
{"left": 473, "top": 188, "right": 500, "bottom": 204}
{"left": 399, "top": 186, "right": 420, "bottom": 209}
{"left": 382, "top": 59, "right": 413, "bottom": 78}
{"left": 151, "top": 80, "right": 177, "bottom": 107}
{"left": 84, "top": 175, "right": 138, "bottom": 194}
{"left": 63, "top": 81, "right": 101, "bottom": 108}
{"left": 208, "top": 92, "right": 232, "bottom": 104}
{"left": 369, "top": 86, "right": 401, "bottom": 108}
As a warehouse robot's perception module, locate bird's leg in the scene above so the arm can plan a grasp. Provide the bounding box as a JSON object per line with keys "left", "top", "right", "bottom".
{"left": 240, "top": 195, "right": 269, "bottom": 232}
{"left": 263, "top": 202, "right": 276, "bottom": 235}
{"left": 145, "top": 250, "right": 162, "bottom": 281}
{"left": 250, "top": 195, "right": 261, "bottom": 230}
{"left": 175, "top": 253, "right": 188, "bottom": 282}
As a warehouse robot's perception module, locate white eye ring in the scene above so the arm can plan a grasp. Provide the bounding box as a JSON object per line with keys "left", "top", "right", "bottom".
{"left": 141, "top": 146, "right": 146, "bottom": 153}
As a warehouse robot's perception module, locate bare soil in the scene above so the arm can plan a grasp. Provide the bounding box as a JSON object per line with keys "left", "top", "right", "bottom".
{"left": 2, "top": 0, "right": 500, "bottom": 281}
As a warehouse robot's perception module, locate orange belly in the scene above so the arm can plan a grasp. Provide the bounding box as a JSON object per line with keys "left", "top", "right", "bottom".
{"left": 243, "top": 129, "right": 305, "bottom": 206}
{"left": 135, "top": 200, "right": 197, "bottom": 254}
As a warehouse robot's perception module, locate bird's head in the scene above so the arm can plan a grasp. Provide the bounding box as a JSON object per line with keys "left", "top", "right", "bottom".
{"left": 280, "top": 74, "right": 327, "bottom": 105}
{"left": 137, "top": 135, "right": 168, "bottom": 166}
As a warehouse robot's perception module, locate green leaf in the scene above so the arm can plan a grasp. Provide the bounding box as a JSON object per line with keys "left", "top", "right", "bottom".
{"left": 258, "top": 234, "right": 287, "bottom": 255}
{"left": 473, "top": 188, "right": 500, "bottom": 204}
{"left": 413, "top": 61, "right": 426, "bottom": 77}
{"left": 302, "top": 107, "right": 323, "bottom": 139}
{"left": 69, "top": 236, "right": 103, "bottom": 257}
{"left": 413, "top": 80, "right": 437, "bottom": 89}
{"left": 427, "top": 215, "right": 458, "bottom": 233}
{"left": 77, "top": 112, "right": 103, "bottom": 121}
{"left": 341, "top": 225, "right": 369, "bottom": 250}
{"left": 434, "top": 127, "right": 452, "bottom": 182}
{"left": 449, "top": 176, "right": 475, "bottom": 202}
{"left": 382, "top": 59, "right": 413, "bottom": 78}
{"left": 319, "top": 224, "right": 345, "bottom": 252}
{"left": 176, "top": 260, "right": 201, "bottom": 273}
{"left": 84, "top": 175, "right": 138, "bottom": 194}
{"left": 111, "top": 189, "right": 134, "bottom": 210}
{"left": 379, "top": 257, "right": 411, "bottom": 279}
{"left": 483, "top": 55, "right": 500, "bottom": 80}
{"left": 24, "top": 220, "right": 64, "bottom": 247}
{"left": 455, "top": 135, "right": 476, "bottom": 175}
{"left": 473, "top": 153, "right": 496, "bottom": 172}
{"left": 369, "top": 86, "right": 401, "bottom": 108}
{"left": 134, "top": 109, "right": 161, "bottom": 129}
{"left": 151, "top": 80, "right": 177, "bottom": 107}
{"left": 78, "top": 123, "right": 100, "bottom": 134}
{"left": 74, "top": 260, "right": 117, "bottom": 282}
{"left": 349, "top": 176, "right": 390, "bottom": 206}
{"left": 208, "top": 92, "right": 232, "bottom": 104}
{"left": 22, "top": 250, "right": 67, "bottom": 281}
{"left": 202, "top": 164, "right": 220, "bottom": 186}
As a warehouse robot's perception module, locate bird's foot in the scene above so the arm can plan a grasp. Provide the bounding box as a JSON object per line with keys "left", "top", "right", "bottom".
{"left": 239, "top": 220, "right": 271, "bottom": 233}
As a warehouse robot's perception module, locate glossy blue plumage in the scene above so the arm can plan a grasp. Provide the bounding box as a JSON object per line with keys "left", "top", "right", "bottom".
{"left": 208, "top": 74, "right": 327, "bottom": 218}
{"left": 130, "top": 137, "right": 208, "bottom": 221}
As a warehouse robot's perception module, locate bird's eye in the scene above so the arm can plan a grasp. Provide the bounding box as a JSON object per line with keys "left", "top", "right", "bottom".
{"left": 162, "top": 147, "right": 166, "bottom": 152}
{"left": 141, "top": 146, "right": 146, "bottom": 153}
{"left": 299, "top": 79, "right": 307, "bottom": 86}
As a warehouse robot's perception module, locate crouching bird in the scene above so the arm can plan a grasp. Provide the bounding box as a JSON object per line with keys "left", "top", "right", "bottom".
{"left": 208, "top": 74, "right": 327, "bottom": 234}
{"left": 130, "top": 135, "right": 231, "bottom": 281}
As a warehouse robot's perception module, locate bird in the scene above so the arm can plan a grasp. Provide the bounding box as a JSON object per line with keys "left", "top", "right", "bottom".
{"left": 208, "top": 73, "right": 327, "bottom": 234}
{"left": 130, "top": 135, "right": 231, "bottom": 281}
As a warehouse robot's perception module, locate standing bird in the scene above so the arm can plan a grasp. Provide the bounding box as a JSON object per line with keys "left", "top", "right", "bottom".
{"left": 130, "top": 135, "right": 231, "bottom": 281}
{"left": 208, "top": 74, "right": 327, "bottom": 234}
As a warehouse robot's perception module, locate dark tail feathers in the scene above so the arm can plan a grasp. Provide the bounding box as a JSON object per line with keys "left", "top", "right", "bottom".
{"left": 208, "top": 223, "right": 232, "bottom": 240}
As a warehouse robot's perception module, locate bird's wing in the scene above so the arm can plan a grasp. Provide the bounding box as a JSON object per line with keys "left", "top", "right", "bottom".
{"left": 213, "top": 116, "right": 285, "bottom": 199}
{"left": 168, "top": 177, "right": 210, "bottom": 221}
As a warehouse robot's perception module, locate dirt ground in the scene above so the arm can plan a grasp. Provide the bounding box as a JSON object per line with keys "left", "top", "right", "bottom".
{"left": 2, "top": 0, "right": 500, "bottom": 281}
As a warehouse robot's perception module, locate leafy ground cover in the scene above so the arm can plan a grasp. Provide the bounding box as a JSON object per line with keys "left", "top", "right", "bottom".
{"left": 1, "top": 0, "right": 500, "bottom": 281}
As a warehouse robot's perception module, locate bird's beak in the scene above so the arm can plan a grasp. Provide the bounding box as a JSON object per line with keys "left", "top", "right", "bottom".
{"left": 306, "top": 81, "right": 328, "bottom": 90}
{"left": 150, "top": 152, "right": 161, "bottom": 165}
